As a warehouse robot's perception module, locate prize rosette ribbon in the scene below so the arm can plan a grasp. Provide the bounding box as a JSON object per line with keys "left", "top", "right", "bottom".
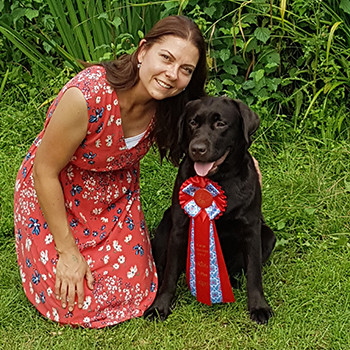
{"left": 179, "top": 176, "right": 235, "bottom": 306}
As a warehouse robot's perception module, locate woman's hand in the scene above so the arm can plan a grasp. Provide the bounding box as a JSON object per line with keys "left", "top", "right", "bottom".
{"left": 55, "top": 246, "right": 94, "bottom": 312}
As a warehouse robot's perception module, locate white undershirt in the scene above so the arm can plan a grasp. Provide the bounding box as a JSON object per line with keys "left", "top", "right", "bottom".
{"left": 124, "top": 130, "right": 146, "bottom": 149}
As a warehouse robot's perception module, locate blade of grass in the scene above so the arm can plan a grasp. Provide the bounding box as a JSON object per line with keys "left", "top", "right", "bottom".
{"left": 326, "top": 21, "right": 342, "bottom": 65}
{"left": 96, "top": 0, "right": 112, "bottom": 46}
{"left": 66, "top": 0, "right": 92, "bottom": 61}
{"left": 280, "top": 0, "right": 287, "bottom": 24}
{"left": 87, "top": 0, "right": 107, "bottom": 60}
{"left": 45, "top": 0, "right": 82, "bottom": 59}
{"left": 76, "top": 0, "right": 95, "bottom": 61}
{"left": 0, "top": 68, "right": 9, "bottom": 98}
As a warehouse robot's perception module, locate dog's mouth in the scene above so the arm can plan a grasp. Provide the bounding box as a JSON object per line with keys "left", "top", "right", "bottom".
{"left": 194, "top": 150, "right": 230, "bottom": 177}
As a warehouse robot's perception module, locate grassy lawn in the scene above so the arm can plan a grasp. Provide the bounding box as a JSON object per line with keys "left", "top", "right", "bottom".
{"left": 1, "top": 83, "right": 350, "bottom": 349}
{"left": 2, "top": 215, "right": 350, "bottom": 349}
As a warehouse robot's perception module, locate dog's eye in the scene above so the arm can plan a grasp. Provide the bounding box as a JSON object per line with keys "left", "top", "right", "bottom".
{"left": 189, "top": 120, "right": 198, "bottom": 127}
{"left": 214, "top": 121, "right": 227, "bottom": 128}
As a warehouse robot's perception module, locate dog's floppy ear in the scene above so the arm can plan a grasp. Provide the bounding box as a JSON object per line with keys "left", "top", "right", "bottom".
{"left": 234, "top": 99, "right": 260, "bottom": 145}
{"left": 177, "top": 99, "right": 200, "bottom": 147}
{"left": 177, "top": 108, "right": 187, "bottom": 147}
{"left": 171, "top": 101, "right": 192, "bottom": 165}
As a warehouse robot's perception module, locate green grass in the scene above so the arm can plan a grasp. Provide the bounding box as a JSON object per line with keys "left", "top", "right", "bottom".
{"left": 2, "top": 230, "right": 350, "bottom": 349}
{"left": 1, "top": 81, "right": 350, "bottom": 349}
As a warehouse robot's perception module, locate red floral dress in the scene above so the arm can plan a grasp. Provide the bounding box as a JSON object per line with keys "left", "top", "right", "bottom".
{"left": 14, "top": 66, "right": 158, "bottom": 328}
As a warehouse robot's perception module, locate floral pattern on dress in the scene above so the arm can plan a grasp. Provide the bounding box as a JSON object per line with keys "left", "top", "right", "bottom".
{"left": 14, "top": 66, "right": 157, "bottom": 328}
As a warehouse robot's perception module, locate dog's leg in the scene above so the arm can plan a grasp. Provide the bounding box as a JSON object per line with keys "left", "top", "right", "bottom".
{"left": 144, "top": 207, "right": 189, "bottom": 321}
{"left": 261, "top": 221, "right": 276, "bottom": 264}
{"left": 151, "top": 208, "right": 172, "bottom": 287}
{"left": 244, "top": 225, "right": 273, "bottom": 324}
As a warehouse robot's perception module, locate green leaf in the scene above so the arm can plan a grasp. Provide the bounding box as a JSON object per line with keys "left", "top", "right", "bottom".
{"left": 98, "top": 13, "right": 108, "bottom": 20}
{"left": 11, "top": 8, "right": 26, "bottom": 23}
{"left": 277, "top": 220, "right": 286, "bottom": 230}
{"left": 138, "top": 30, "right": 144, "bottom": 39}
{"left": 266, "top": 62, "right": 278, "bottom": 69}
{"left": 214, "top": 78, "right": 223, "bottom": 93}
{"left": 254, "top": 69, "right": 265, "bottom": 82}
{"left": 344, "top": 178, "right": 350, "bottom": 192}
{"left": 295, "top": 90, "right": 303, "bottom": 117}
{"left": 335, "top": 235, "right": 348, "bottom": 247}
{"left": 275, "top": 238, "right": 289, "bottom": 249}
{"left": 266, "top": 78, "right": 281, "bottom": 92}
{"left": 43, "top": 41, "right": 52, "bottom": 53}
{"left": 242, "top": 80, "right": 255, "bottom": 90}
{"left": 220, "top": 28, "right": 231, "bottom": 35}
{"left": 245, "top": 37, "right": 258, "bottom": 53}
{"left": 297, "top": 57, "right": 304, "bottom": 66}
{"left": 0, "top": 1, "right": 4, "bottom": 12}
{"left": 305, "top": 208, "right": 316, "bottom": 215}
{"left": 112, "top": 17, "right": 122, "bottom": 30}
{"left": 340, "top": 0, "right": 350, "bottom": 14}
{"left": 222, "top": 79, "right": 235, "bottom": 86}
{"left": 25, "top": 9, "right": 39, "bottom": 21}
{"left": 42, "top": 15, "right": 55, "bottom": 31}
{"left": 254, "top": 27, "right": 270, "bottom": 44}
{"left": 219, "top": 48, "right": 230, "bottom": 62}
{"left": 235, "top": 38, "right": 245, "bottom": 49}
{"left": 204, "top": 6, "right": 216, "bottom": 17}
{"left": 223, "top": 62, "right": 238, "bottom": 75}
{"left": 264, "top": 51, "right": 280, "bottom": 65}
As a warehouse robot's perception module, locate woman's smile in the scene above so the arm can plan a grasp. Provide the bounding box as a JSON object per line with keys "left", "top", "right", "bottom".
{"left": 156, "top": 78, "right": 172, "bottom": 89}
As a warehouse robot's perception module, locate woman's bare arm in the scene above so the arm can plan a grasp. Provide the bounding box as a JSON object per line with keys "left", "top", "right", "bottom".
{"left": 33, "top": 87, "right": 93, "bottom": 311}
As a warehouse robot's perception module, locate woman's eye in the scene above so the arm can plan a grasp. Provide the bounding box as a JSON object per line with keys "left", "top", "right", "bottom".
{"left": 161, "top": 54, "right": 170, "bottom": 60}
{"left": 182, "top": 67, "right": 193, "bottom": 75}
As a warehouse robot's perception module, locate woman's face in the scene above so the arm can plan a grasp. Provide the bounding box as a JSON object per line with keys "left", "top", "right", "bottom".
{"left": 137, "top": 35, "right": 200, "bottom": 100}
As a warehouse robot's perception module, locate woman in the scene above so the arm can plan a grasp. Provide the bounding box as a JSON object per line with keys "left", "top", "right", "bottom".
{"left": 14, "top": 15, "right": 207, "bottom": 328}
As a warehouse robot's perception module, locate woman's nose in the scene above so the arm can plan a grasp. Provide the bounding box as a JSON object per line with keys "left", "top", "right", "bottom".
{"left": 165, "top": 65, "right": 177, "bottom": 80}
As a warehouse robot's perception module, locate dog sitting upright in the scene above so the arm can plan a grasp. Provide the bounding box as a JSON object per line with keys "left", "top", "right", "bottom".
{"left": 145, "top": 96, "right": 276, "bottom": 324}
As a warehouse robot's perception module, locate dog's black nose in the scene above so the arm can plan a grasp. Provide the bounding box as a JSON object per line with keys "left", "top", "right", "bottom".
{"left": 190, "top": 142, "right": 207, "bottom": 157}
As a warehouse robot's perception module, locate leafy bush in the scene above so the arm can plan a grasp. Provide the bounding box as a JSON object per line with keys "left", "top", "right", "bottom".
{"left": 0, "top": 0, "right": 349, "bottom": 141}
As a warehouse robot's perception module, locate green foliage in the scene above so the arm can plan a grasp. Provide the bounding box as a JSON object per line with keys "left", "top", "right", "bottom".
{"left": 1, "top": 0, "right": 349, "bottom": 143}
{"left": 197, "top": 0, "right": 350, "bottom": 143}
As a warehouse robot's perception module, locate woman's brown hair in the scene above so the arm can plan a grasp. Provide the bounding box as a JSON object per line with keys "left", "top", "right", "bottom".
{"left": 100, "top": 15, "right": 207, "bottom": 166}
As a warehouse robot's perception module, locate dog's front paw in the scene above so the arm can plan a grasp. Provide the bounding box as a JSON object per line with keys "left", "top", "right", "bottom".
{"left": 249, "top": 305, "right": 273, "bottom": 324}
{"left": 144, "top": 295, "right": 172, "bottom": 322}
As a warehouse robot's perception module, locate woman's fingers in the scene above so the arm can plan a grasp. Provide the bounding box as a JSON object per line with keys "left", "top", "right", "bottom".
{"left": 54, "top": 253, "right": 94, "bottom": 311}
{"left": 76, "top": 280, "right": 85, "bottom": 309}
{"left": 86, "top": 265, "right": 94, "bottom": 290}
{"left": 67, "top": 283, "right": 76, "bottom": 311}
{"left": 60, "top": 281, "right": 68, "bottom": 309}
{"left": 54, "top": 276, "right": 61, "bottom": 301}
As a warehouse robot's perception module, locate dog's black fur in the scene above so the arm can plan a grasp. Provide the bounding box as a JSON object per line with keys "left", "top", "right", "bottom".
{"left": 144, "top": 96, "right": 276, "bottom": 324}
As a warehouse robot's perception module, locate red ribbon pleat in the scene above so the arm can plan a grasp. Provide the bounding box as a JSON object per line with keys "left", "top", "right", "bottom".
{"left": 193, "top": 210, "right": 211, "bottom": 305}
{"left": 213, "top": 224, "right": 235, "bottom": 303}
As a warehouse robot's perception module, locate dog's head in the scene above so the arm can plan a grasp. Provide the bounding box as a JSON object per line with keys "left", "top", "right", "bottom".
{"left": 177, "top": 96, "right": 260, "bottom": 177}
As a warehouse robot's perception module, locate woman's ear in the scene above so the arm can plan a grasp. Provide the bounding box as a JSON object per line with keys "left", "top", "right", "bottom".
{"left": 137, "top": 39, "right": 147, "bottom": 63}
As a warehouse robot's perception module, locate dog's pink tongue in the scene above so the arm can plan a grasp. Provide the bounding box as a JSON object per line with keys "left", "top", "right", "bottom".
{"left": 194, "top": 162, "right": 215, "bottom": 177}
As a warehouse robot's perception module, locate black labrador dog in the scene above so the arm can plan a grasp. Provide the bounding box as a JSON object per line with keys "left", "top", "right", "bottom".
{"left": 144, "top": 96, "right": 276, "bottom": 324}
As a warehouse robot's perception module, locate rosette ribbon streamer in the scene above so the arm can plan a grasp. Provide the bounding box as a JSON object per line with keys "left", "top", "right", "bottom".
{"left": 179, "top": 176, "right": 235, "bottom": 305}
